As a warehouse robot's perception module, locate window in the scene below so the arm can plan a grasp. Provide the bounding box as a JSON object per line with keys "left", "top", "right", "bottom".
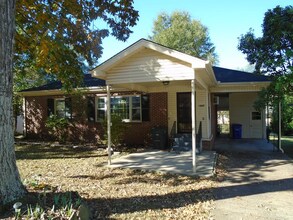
{"left": 96, "top": 95, "right": 143, "bottom": 122}
{"left": 47, "top": 98, "right": 72, "bottom": 119}
{"left": 252, "top": 111, "right": 261, "bottom": 120}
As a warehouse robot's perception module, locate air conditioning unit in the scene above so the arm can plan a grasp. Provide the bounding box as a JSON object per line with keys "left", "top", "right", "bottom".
{"left": 213, "top": 96, "right": 219, "bottom": 105}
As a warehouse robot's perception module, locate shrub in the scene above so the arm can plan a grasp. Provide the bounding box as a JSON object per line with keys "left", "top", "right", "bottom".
{"left": 102, "top": 114, "right": 129, "bottom": 149}
{"left": 45, "top": 115, "right": 69, "bottom": 143}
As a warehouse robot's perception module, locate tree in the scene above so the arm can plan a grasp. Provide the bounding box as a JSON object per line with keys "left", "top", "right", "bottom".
{"left": 0, "top": 0, "right": 139, "bottom": 205}
{"left": 0, "top": 0, "right": 26, "bottom": 205}
{"left": 238, "top": 5, "right": 293, "bottom": 134}
{"left": 149, "top": 11, "right": 218, "bottom": 64}
{"left": 15, "top": 0, "right": 139, "bottom": 90}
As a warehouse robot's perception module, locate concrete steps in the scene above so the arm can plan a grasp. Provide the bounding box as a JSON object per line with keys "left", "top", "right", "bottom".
{"left": 172, "top": 133, "right": 201, "bottom": 154}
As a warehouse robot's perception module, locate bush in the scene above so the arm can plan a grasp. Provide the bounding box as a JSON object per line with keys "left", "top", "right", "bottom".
{"left": 102, "top": 114, "right": 129, "bottom": 149}
{"left": 45, "top": 115, "right": 69, "bottom": 143}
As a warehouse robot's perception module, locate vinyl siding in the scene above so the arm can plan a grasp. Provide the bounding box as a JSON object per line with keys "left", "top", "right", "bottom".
{"left": 106, "top": 48, "right": 195, "bottom": 84}
{"left": 229, "top": 92, "right": 264, "bottom": 138}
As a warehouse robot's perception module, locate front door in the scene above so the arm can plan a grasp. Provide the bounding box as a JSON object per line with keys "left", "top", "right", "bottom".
{"left": 177, "top": 92, "right": 192, "bottom": 133}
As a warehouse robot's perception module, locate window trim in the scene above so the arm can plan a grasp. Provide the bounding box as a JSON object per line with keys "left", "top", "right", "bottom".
{"left": 49, "top": 98, "right": 72, "bottom": 119}
{"left": 95, "top": 95, "right": 142, "bottom": 123}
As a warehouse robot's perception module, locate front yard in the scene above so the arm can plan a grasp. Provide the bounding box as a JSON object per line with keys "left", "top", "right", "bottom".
{"left": 4, "top": 143, "right": 216, "bottom": 219}
{"left": 270, "top": 135, "right": 293, "bottom": 158}
{"left": 281, "top": 136, "right": 293, "bottom": 158}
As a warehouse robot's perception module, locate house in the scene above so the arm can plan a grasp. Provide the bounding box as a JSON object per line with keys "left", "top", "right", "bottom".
{"left": 19, "top": 39, "right": 270, "bottom": 149}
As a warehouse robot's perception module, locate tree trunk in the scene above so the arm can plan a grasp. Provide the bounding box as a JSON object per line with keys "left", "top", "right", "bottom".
{"left": 0, "top": 0, "right": 26, "bottom": 205}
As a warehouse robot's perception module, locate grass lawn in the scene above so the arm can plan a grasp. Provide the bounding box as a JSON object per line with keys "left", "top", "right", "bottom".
{"left": 6, "top": 144, "right": 216, "bottom": 219}
{"left": 270, "top": 135, "right": 293, "bottom": 158}
{"left": 281, "top": 136, "right": 293, "bottom": 158}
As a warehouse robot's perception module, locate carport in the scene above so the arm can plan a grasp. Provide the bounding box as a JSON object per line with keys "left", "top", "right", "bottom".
{"left": 214, "top": 138, "right": 277, "bottom": 153}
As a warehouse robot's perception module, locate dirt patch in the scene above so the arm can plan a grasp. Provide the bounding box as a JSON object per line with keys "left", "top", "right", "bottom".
{"left": 5, "top": 144, "right": 217, "bottom": 219}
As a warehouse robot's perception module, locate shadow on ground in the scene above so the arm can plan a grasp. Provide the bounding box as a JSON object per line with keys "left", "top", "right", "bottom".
{"left": 15, "top": 144, "right": 106, "bottom": 160}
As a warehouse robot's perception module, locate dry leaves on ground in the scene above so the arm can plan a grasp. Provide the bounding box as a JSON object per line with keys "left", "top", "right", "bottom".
{"left": 12, "top": 144, "right": 217, "bottom": 219}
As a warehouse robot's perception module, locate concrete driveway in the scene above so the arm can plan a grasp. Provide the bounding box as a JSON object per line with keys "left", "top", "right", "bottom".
{"left": 212, "top": 139, "right": 293, "bottom": 220}
{"left": 214, "top": 138, "right": 277, "bottom": 153}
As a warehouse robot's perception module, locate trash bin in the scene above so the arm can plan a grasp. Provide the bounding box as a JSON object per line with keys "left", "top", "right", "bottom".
{"left": 151, "top": 126, "right": 167, "bottom": 149}
{"left": 232, "top": 124, "right": 242, "bottom": 139}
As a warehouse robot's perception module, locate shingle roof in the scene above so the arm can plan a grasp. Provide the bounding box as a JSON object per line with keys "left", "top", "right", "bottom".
{"left": 213, "top": 66, "right": 270, "bottom": 83}
{"left": 21, "top": 74, "right": 106, "bottom": 92}
{"left": 21, "top": 66, "right": 270, "bottom": 93}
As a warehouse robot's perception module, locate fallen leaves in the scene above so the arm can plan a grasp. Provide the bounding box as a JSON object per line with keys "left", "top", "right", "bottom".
{"left": 15, "top": 144, "right": 217, "bottom": 219}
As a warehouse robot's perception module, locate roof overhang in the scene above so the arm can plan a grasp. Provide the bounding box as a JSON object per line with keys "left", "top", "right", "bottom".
{"left": 210, "top": 81, "right": 271, "bottom": 93}
{"left": 18, "top": 86, "right": 107, "bottom": 97}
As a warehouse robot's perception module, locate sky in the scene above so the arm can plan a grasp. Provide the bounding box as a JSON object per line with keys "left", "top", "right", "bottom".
{"left": 99, "top": 0, "right": 292, "bottom": 70}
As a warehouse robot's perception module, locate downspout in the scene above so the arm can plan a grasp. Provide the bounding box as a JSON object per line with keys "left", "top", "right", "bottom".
{"left": 23, "top": 96, "right": 27, "bottom": 137}
{"left": 106, "top": 85, "right": 112, "bottom": 165}
{"left": 191, "top": 79, "right": 197, "bottom": 173}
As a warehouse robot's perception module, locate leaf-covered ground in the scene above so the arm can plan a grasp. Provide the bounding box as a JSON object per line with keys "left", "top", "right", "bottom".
{"left": 13, "top": 144, "right": 217, "bottom": 219}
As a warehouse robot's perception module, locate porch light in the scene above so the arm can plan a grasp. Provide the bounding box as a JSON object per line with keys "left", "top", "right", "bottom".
{"left": 162, "top": 81, "right": 170, "bottom": 86}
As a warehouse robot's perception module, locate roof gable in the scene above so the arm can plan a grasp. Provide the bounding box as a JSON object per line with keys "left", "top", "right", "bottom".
{"left": 91, "top": 38, "right": 209, "bottom": 79}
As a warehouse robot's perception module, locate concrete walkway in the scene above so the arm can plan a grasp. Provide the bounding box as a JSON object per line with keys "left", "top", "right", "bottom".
{"left": 212, "top": 142, "right": 293, "bottom": 220}
{"left": 110, "top": 150, "right": 217, "bottom": 177}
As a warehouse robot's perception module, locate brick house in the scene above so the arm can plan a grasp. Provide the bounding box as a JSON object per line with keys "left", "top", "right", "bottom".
{"left": 20, "top": 39, "right": 270, "bottom": 150}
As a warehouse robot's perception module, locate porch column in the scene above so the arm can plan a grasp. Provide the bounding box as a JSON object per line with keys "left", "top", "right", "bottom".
{"left": 191, "top": 79, "right": 197, "bottom": 172}
{"left": 106, "top": 84, "right": 112, "bottom": 165}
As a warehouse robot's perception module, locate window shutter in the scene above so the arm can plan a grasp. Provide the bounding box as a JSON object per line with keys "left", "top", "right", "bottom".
{"left": 87, "top": 96, "right": 95, "bottom": 122}
{"left": 65, "top": 97, "right": 72, "bottom": 119}
{"left": 47, "top": 98, "right": 54, "bottom": 116}
{"left": 142, "top": 95, "right": 150, "bottom": 121}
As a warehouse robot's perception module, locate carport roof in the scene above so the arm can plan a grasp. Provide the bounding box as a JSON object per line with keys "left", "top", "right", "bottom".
{"left": 213, "top": 66, "right": 270, "bottom": 83}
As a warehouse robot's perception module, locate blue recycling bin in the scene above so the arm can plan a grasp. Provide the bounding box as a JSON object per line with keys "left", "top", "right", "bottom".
{"left": 232, "top": 124, "right": 242, "bottom": 139}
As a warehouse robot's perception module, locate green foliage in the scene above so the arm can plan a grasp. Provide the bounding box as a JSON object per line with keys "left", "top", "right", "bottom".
{"left": 149, "top": 11, "right": 218, "bottom": 64}
{"left": 15, "top": 0, "right": 139, "bottom": 91}
{"left": 238, "top": 5, "right": 292, "bottom": 77}
{"left": 239, "top": 5, "right": 293, "bottom": 134}
{"left": 103, "top": 114, "right": 129, "bottom": 148}
{"left": 12, "top": 191, "right": 82, "bottom": 219}
{"left": 45, "top": 115, "right": 69, "bottom": 143}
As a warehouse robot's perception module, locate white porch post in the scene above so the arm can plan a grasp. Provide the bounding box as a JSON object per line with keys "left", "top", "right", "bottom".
{"left": 278, "top": 100, "right": 282, "bottom": 151}
{"left": 191, "top": 79, "right": 196, "bottom": 173}
{"left": 106, "top": 84, "right": 112, "bottom": 165}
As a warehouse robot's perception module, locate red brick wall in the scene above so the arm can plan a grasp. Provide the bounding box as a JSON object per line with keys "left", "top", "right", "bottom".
{"left": 25, "top": 95, "right": 104, "bottom": 143}
{"left": 123, "top": 92, "right": 168, "bottom": 146}
{"left": 24, "top": 92, "right": 168, "bottom": 146}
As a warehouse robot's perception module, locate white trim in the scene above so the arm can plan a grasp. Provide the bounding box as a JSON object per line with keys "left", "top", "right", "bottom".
{"left": 18, "top": 87, "right": 128, "bottom": 97}
{"left": 96, "top": 95, "right": 142, "bottom": 123}
{"left": 106, "top": 85, "right": 111, "bottom": 165}
{"left": 191, "top": 79, "right": 197, "bottom": 173}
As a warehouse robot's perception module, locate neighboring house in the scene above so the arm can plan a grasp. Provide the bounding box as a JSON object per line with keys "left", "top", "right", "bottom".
{"left": 19, "top": 39, "right": 270, "bottom": 149}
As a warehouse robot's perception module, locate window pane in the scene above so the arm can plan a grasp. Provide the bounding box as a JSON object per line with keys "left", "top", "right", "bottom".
{"left": 131, "top": 96, "right": 141, "bottom": 121}
{"left": 98, "top": 98, "right": 105, "bottom": 108}
{"left": 96, "top": 97, "right": 106, "bottom": 121}
{"left": 111, "top": 97, "right": 129, "bottom": 120}
{"left": 56, "top": 100, "right": 65, "bottom": 118}
{"left": 97, "top": 109, "right": 106, "bottom": 120}
{"left": 132, "top": 108, "right": 141, "bottom": 121}
{"left": 132, "top": 96, "right": 141, "bottom": 108}
{"left": 252, "top": 112, "right": 261, "bottom": 120}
